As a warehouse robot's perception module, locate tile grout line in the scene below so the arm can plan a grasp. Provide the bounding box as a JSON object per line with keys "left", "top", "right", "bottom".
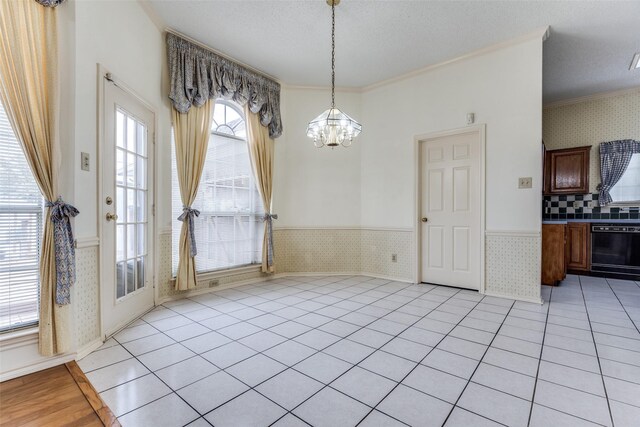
{"left": 604, "top": 278, "right": 640, "bottom": 335}
{"left": 262, "top": 280, "right": 453, "bottom": 426}
{"left": 526, "top": 286, "right": 553, "bottom": 426}
{"left": 578, "top": 276, "right": 616, "bottom": 427}
{"left": 353, "top": 288, "right": 489, "bottom": 426}
{"left": 439, "top": 298, "right": 518, "bottom": 426}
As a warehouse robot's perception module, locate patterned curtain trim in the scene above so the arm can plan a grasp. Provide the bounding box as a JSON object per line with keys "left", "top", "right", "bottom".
{"left": 34, "top": 0, "right": 66, "bottom": 7}
{"left": 598, "top": 139, "right": 640, "bottom": 207}
{"left": 177, "top": 206, "right": 200, "bottom": 257}
{"left": 262, "top": 213, "right": 278, "bottom": 268}
{"left": 46, "top": 197, "right": 79, "bottom": 304}
{"left": 167, "top": 33, "right": 283, "bottom": 139}
{"left": 600, "top": 139, "right": 640, "bottom": 155}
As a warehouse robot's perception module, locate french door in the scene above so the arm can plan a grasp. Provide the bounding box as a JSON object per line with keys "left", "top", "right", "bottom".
{"left": 101, "top": 79, "right": 155, "bottom": 337}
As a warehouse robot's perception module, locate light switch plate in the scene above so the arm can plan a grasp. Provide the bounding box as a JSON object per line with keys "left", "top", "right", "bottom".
{"left": 81, "top": 152, "right": 90, "bottom": 171}
{"left": 518, "top": 177, "right": 532, "bottom": 189}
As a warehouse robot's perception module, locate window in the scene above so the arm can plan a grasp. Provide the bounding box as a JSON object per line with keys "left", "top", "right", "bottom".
{"left": 171, "top": 100, "right": 263, "bottom": 275}
{"left": 0, "top": 101, "right": 43, "bottom": 332}
{"left": 610, "top": 153, "right": 640, "bottom": 204}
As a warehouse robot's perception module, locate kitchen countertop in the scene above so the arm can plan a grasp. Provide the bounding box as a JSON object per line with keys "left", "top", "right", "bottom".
{"left": 542, "top": 219, "right": 640, "bottom": 224}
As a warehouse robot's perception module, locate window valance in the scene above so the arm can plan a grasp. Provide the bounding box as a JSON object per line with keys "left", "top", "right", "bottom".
{"left": 600, "top": 139, "right": 640, "bottom": 155}
{"left": 167, "top": 32, "right": 283, "bottom": 139}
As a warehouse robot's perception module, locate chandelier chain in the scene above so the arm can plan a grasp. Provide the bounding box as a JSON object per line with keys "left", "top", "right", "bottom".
{"left": 331, "top": 1, "right": 336, "bottom": 108}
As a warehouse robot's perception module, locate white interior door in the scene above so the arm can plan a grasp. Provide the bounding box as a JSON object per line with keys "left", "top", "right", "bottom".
{"left": 420, "top": 129, "right": 481, "bottom": 289}
{"left": 101, "top": 80, "right": 155, "bottom": 337}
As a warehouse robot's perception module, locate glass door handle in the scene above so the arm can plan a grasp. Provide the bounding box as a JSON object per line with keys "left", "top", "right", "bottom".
{"left": 106, "top": 213, "right": 118, "bottom": 222}
{"left": 421, "top": 217, "right": 428, "bottom": 222}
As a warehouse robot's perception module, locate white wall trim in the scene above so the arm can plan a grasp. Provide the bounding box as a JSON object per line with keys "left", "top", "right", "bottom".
{"left": 0, "top": 328, "right": 39, "bottom": 351}
{"left": 75, "top": 236, "right": 100, "bottom": 248}
{"left": 276, "top": 272, "right": 415, "bottom": 284}
{"left": 157, "top": 274, "right": 271, "bottom": 305}
{"left": 158, "top": 226, "right": 172, "bottom": 235}
{"left": 0, "top": 353, "right": 76, "bottom": 382}
{"left": 76, "top": 338, "right": 104, "bottom": 360}
{"left": 485, "top": 230, "right": 541, "bottom": 238}
{"left": 363, "top": 27, "right": 549, "bottom": 92}
{"left": 484, "top": 290, "right": 543, "bottom": 305}
{"left": 274, "top": 226, "right": 413, "bottom": 232}
{"left": 543, "top": 85, "right": 640, "bottom": 109}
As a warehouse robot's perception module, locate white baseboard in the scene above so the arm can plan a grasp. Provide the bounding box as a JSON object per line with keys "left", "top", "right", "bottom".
{"left": 0, "top": 352, "right": 76, "bottom": 382}
{"left": 76, "top": 338, "right": 104, "bottom": 360}
{"left": 156, "top": 274, "right": 274, "bottom": 305}
{"left": 483, "top": 290, "right": 543, "bottom": 305}
{"left": 274, "top": 271, "right": 415, "bottom": 284}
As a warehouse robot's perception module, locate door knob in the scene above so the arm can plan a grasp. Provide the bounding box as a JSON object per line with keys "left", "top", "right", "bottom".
{"left": 421, "top": 217, "right": 428, "bottom": 222}
{"left": 106, "top": 212, "right": 118, "bottom": 222}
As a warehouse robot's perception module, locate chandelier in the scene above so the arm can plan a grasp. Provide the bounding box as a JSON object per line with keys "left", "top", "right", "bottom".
{"left": 306, "top": 0, "right": 362, "bottom": 148}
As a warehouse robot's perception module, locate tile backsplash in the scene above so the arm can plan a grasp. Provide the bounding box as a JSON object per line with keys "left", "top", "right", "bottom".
{"left": 543, "top": 193, "right": 640, "bottom": 221}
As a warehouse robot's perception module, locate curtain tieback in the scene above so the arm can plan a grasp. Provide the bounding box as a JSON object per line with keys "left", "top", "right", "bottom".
{"left": 45, "top": 197, "right": 80, "bottom": 305}
{"left": 178, "top": 206, "right": 200, "bottom": 257}
{"left": 262, "top": 213, "right": 278, "bottom": 268}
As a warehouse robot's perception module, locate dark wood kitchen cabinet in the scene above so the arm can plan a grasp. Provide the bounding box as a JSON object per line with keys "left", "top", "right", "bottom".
{"left": 544, "top": 146, "right": 591, "bottom": 195}
{"left": 566, "top": 222, "right": 591, "bottom": 271}
{"left": 542, "top": 224, "right": 567, "bottom": 286}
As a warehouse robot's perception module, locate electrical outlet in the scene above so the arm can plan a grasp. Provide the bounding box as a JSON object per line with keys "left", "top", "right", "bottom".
{"left": 208, "top": 279, "right": 219, "bottom": 288}
{"left": 391, "top": 254, "right": 398, "bottom": 263}
{"left": 81, "top": 152, "right": 90, "bottom": 171}
{"left": 518, "top": 177, "right": 532, "bottom": 189}
{"left": 573, "top": 201, "right": 582, "bottom": 209}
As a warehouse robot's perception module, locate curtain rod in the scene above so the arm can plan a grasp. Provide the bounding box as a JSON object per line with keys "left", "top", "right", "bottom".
{"left": 164, "top": 28, "right": 281, "bottom": 84}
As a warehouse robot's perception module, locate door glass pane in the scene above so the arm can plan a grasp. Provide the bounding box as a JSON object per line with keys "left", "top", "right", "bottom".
{"left": 116, "top": 225, "right": 125, "bottom": 262}
{"left": 116, "top": 111, "right": 125, "bottom": 148}
{"left": 137, "top": 191, "right": 145, "bottom": 222}
{"left": 116, "top": 187, "right": 124, "bottom": 223}
{"left": 137, "top": 157, "right": 146, "bottom": 189}
{"left": 126, "top": 259, "right": 135, "bottom": 294}
{"left": 136, "top": 257, "right": 145, "bottom": 290}
{"left": 127, "top": 117, "right": 136, "bottom": 152}
{"left": 114, "top": 107, "right": 149, "bottom": 300}
{"left": 116, "top": 149, "right": 124, "bottom": 185}
{"left": 127, "top": 153, "right": 135, "bottom": 186}
{"left": 137, "top": 122, "right": 146, "bottom": 157}
{"left": 116, "top": 262, "right": 125, "bottom": 298}
{"left": 127, "top": 224, "right": 135, "bottom": 259}
{"left": 137, "top": 224, "right": 145, "bottom": 256}
{"left": 127, "top": 188, "right": 135, "bottom": 223}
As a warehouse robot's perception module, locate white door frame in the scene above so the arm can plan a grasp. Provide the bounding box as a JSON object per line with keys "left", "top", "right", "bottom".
{"left": 414, "top": 124, "right": 486, "bottom": 293}
{"left": 97, "top": 64, "right": 159, "bottom": 339}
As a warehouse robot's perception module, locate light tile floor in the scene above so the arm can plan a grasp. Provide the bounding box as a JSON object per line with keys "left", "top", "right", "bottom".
{"left": 79, "top": 274, "right": 640, "bottom": 427}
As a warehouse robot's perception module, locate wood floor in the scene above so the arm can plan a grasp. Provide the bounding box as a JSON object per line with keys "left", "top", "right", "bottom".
{"left": 0, "top": 362, "right": 119, "bottom": 427}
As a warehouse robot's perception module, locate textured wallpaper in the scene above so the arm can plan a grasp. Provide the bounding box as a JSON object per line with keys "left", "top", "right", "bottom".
{"left": 75, "top": 246, "right": 100, "bottom": 348}
{"left": 543, "top": 90, "right": 640, "bottom": 193}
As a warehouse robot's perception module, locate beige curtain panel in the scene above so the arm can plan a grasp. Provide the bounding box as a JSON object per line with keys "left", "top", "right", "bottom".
{"left": 245, "top": 106, "right": 277, "bottom": 273}
{"left": 0, "top": 0, "right": 71, "bottom": 355}
{"left": 172, "top": 100, "right": 214, "bottom": 290}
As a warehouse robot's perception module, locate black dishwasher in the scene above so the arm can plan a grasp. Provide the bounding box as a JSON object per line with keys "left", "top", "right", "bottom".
{"left": 591, "top": 224, "right": 640, "bottom": 278}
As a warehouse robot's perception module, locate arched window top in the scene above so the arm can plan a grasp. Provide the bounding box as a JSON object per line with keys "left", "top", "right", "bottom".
{"left": 212, "top": 100, "right": 246, "bottom": 139}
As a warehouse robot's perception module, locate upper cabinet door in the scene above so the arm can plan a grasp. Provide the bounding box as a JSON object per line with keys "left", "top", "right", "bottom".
{"left": 544, "top": 146, "right": 591, "bottom": 194}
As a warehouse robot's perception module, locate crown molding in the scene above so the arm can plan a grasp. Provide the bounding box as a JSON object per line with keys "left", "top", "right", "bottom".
{"left": 362, "top": 26, "right": 550, "bottom": 92}
{"left": 544, "top": 85, "right": 640, "bottom": 109}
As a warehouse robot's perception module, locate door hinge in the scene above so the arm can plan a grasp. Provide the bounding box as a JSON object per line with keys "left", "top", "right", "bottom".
{"left": 152, "top": 203, "right": 156, "bottom": 216}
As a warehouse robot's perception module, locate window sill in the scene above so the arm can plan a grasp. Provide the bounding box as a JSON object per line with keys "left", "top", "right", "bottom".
{"left": 0, "top": 326, "right": 39, "bottom": 349}
{"left": 170, "top": 264, "right": 262, "bottom": 288}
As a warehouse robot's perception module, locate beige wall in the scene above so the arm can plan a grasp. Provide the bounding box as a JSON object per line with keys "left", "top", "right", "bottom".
{"left": 543, "top": 89, "right": 640, "bottom": 194}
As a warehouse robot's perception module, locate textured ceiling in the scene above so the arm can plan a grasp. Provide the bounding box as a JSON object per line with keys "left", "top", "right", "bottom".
{"left": 147, "top": 0, "right": 640, "bottom": 103}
